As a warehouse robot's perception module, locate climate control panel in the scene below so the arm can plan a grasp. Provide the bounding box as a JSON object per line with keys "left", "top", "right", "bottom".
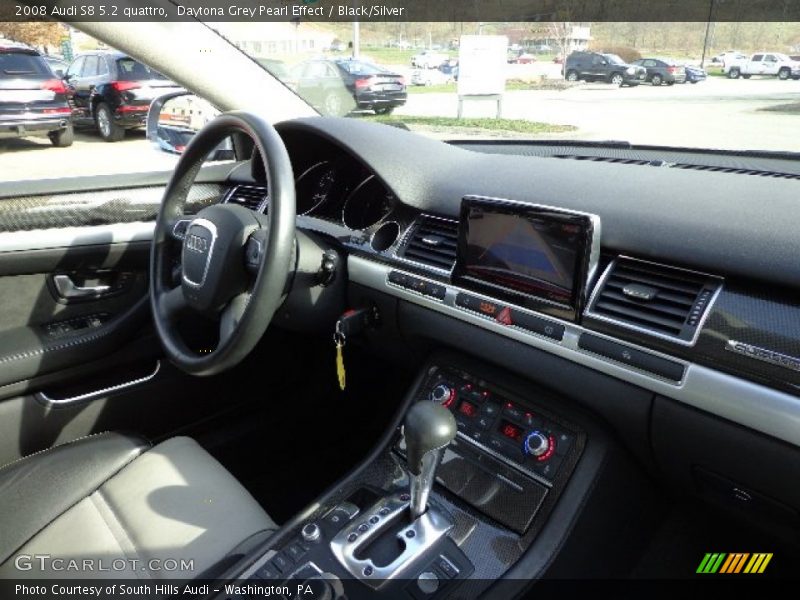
{"left": 425, "top": 367, "right": 578, "bottom": 483}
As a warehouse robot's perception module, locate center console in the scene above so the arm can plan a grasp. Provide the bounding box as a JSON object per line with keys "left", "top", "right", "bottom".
{"left": 223, "top": 353, "right": 598, "bottom": 600}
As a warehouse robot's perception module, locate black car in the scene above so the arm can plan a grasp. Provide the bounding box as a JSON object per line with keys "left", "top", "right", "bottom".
{"left": 563, "top": 51, "right": 646, "bottom": 86}
{"left": 683, "top": 64, "right": 707, "bottom": 84}
{"left": 64, "top": 50, "right": 181, "bottom": 142}
{"left": 632, "top": 58, "right": 687, "bottom": 85}
{"left": 291, "top": 58, "right": 406, "bottom": 116}
{"left": 0, "top": 43, "right": 73, "bottom": 147}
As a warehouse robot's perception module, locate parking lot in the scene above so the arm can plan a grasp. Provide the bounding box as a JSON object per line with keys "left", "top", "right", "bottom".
{"left": 1, "top": 128, "right": 178, "bottom": 182}
{"left": 399, "top": 76, "right": 800, "bottom": 150}
{"left": 2, "top": 76, "right": 798, "bottom": 183}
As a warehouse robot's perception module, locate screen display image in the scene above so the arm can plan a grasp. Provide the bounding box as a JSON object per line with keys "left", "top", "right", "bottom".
{"left": 461, "top": 206, "right": 587, "bottom": 305}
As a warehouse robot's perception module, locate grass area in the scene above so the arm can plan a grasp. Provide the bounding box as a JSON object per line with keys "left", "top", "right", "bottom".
{"left": 364, "top": 115, "right": 576, "bottom": 136}
{"left": 408, "top": 79, "right": 571, "bottom": 94}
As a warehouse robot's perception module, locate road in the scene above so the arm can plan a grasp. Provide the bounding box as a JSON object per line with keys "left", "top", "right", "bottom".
{"left": 399, "top": 76, "right": 800, "bottom": 151}
{"left": 1, "top": 77, "right": 798, "bottom": 185}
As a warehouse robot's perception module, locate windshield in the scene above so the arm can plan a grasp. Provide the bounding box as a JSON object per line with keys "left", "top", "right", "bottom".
{"left": 208, "top": 20, "right": 800, "bottom": 153}
{"left": 115, "top": 57, "right": 168, "bottom": 80}
{"left": 603, "top": 54, "right": 626, "bottom": 64}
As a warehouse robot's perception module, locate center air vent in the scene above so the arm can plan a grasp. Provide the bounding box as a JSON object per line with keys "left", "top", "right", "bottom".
{"left": 400, "top": 215, "right": 459, "bottom": 272}
{"left": 586, "top": 257, "right": 721, "bottom": 344}
{"left": 225, "top": 185, "right": 267, "bottom": 211}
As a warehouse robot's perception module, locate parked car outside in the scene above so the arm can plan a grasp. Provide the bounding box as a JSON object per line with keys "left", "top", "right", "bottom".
{"left": 711, "top": 50, "right": 745, "bottom": 65}
{"left": 64, "top": 50, "right": 181, "bottom": 141}
{"left": 43, "top": 55, "right": 69, "bottom": 78}
{"left": 0, "top": 42, "right": 73, "bottom": 147}
{"left": 683, "top": 64, "right": 707, "bottom": 84}
{"left": 411, "top": 68, "right": 450, "bottom": 86}
{"left": 723, "top": 53, "right": 800, "bottom": 80}
{"left": 512, "top": 53, "right": 537, "bottom": 64}
{"left": 291, "top": 58, "right": 406, "bottom": 116}
{"left": 256, "top": 58, "right": 289, "bottom": 83}
{"left": 563, "top": 51, "right": 646, "bottom": 86}
{"left": 632, "top": 58, "right": 687, "bottom": 85}
{"left": 411, "top": 50, "right": 448, "bottom": 69}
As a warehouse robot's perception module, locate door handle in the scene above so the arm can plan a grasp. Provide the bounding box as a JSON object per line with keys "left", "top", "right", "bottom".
{"left": 53, "top": 274, "right": 111, "bottom": 299}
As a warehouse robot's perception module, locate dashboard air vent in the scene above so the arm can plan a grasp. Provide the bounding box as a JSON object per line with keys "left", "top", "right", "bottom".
{"left": 400, "top": 215, "right": 459, "bottom": 271}
{"left": 225, "top": 185, "right": 267, "bottom": 211}
{"left": 586, "top": 257, "right": 721, "bottom": 344}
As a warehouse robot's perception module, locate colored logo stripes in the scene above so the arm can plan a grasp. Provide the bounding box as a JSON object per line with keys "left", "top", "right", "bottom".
{"left": 697, "top": 553, "right": 773, "bottom": 574}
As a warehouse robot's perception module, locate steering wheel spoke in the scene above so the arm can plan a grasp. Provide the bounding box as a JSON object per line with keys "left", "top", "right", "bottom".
{"left": 160, "top": 286, "right": 189, "bottom": 321}
{"left": 219, "top": 293, "right": 250, "bottom": 346}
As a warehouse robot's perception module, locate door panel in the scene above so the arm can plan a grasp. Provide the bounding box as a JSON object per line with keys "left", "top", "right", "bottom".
{"left": 0, "top": 178, "right": 240, "bottom": 467}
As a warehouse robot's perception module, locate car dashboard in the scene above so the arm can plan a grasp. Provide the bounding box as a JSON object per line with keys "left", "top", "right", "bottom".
{"left": 217, "top": 118, "right": 800, "bottom": 446}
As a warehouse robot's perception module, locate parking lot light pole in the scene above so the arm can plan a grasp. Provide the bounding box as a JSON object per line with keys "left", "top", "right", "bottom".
{"left": 700, "top": 0, "right": 717, "bottom": 69}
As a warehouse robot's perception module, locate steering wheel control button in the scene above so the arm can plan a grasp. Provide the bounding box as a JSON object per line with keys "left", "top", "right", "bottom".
{"left": 369, "top": 515, "right": 380, "bottom": 525}
{"left": 301, "top": 522, "right": 321, "bottom": 543}
{"left": 363, "top": 566, "right": 374, "bottom": 576}
{"left": 347, "top": 532, "right": 358, "bottom": 543}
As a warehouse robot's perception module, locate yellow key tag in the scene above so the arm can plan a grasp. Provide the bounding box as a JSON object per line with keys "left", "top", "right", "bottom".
{"left": 336, "top": 341, "right": 346, "bottom": 391}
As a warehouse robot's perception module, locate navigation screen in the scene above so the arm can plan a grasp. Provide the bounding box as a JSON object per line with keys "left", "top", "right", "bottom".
{"left": 456, "top": 199, "right": 594, "bottom": 308}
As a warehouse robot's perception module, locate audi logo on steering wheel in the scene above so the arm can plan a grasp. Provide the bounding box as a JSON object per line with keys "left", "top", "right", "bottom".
{"left": 185, "top": 234, "right": 209, "bottom": 254}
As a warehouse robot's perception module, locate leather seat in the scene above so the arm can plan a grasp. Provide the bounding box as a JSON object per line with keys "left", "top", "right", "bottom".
{"left": 0, "top": 433, "right": 276, "bottom": 579}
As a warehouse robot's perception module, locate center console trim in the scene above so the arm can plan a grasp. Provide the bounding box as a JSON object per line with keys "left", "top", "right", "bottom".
{"left": 348, "top": 255, "right": 800, "bottom": 449}
{"left": 330, "top": 493, "right": 453, "bottom": 588}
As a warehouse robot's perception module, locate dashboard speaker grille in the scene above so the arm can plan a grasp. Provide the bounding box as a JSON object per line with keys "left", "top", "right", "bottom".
{"left": 586, "top": 257, "right": 721, "bottom": 344}
{"left": 400, "top": 215, "right": 459, "bottom": 271}
{"left": 225, "top": 185, "right": 267, "bottom": 211}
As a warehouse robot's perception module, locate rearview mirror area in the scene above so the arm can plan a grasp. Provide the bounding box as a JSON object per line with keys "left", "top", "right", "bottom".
{"left": 147, "top": 92, "right": 233, "bottom": 161}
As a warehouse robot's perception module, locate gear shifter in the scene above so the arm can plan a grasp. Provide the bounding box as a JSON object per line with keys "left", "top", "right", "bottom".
{"left": 330, "top": 401, "right": 457, "bottom": 586}
{"left": 403, "top": 402, "right": 457, "bottom": 520}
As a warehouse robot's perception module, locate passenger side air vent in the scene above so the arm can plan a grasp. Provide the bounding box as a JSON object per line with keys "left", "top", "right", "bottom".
{"left": 400, "top": 215, "right": 459, "bottom": 271}
{"left": 586, "top": 257, "right": 721, "bottom": 344}
{"left": 225, "top": 185, "right": 267, "bottom": 211}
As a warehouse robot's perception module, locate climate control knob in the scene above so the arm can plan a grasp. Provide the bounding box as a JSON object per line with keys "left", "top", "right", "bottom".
{"left": 524, "top": 431, "right": 550, "bottom": 457}
{"left": 429, "top": 383, "right": 455, "bottom": 407}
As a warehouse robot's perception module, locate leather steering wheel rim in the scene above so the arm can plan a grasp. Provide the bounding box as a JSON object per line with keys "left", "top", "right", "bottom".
{"left": 150, "top": 111, "right": 295, "bottom": 376}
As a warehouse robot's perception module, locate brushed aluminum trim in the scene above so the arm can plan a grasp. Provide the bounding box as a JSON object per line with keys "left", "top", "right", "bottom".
{"left": 349, "top": 255, "right": 800, "bottom": 449}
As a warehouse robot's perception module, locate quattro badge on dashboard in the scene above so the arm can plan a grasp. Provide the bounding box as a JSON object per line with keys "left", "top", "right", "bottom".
{"left": 725, "top": 340, "right": 800, "bottom": 373}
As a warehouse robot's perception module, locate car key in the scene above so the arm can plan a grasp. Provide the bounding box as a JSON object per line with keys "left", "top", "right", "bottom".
{"left": 334, "top": 319, "right": 346, "bottom": 391}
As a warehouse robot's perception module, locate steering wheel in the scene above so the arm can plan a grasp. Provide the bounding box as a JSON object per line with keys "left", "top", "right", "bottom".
{"left": 150, "top": 111, "right": 295, "bottom": 376}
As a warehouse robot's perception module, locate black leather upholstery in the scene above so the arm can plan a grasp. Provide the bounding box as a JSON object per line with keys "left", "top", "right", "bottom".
{"left": 0, "top": 432, "right": 149, "bottom": 565}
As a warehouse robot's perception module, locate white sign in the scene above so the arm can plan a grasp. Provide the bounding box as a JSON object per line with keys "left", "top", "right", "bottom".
{"left": 457, "top": 35, "right": 508, "bottom": 96}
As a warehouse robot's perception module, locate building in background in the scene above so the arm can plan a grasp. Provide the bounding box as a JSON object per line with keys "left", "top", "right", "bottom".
{"left": 214, "top": 22, "right": 336, "bottom": 57}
